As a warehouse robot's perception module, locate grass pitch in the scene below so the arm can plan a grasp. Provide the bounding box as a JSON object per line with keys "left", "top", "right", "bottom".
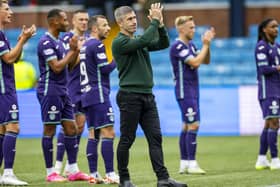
{"left": 11, "top": 136, "right": 280, "bottom": 187}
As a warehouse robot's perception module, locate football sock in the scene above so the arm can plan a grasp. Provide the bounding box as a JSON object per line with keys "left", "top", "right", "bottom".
{"left": 259, "top": 128, "right": 268, "bottom": 155}
{"left": 42, "top": 135, "right": 53, "bottom": 169}
{"left": 186, "top": 130, "right": 197, "bottom": 160}
{"left": 3, "top": 132, "right": 18, "bottom": 169}
{"left": 0, "top": 134, "right": 4, "bottom": 167}
{"left": 87, "top": 138, "right": 99, "bottom": 173}
{"left": 268, "top": 128, "right": 278, "bottom": 158}
{"left": 179, "top": 131, "right": 188, "bottom": 160}
{"left": 101, "top": 138, "right": 114, "bottom": 173}
{"left": 56, "top": 130, "right": 65, "bottom": 162}
{"left": 64, "top": 135, "right": 78, "bottom": 165}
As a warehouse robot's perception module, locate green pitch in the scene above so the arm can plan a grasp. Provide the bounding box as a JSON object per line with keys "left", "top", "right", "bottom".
{"left": 11, "top": 136, "right": 280, "bottom": 186}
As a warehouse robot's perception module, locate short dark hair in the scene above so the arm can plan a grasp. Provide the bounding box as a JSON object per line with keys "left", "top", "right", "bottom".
{"left": 47, "top": 9, "right": 64, "bottom": 20}
{"left": 73, "top": 9, "right": 88, "bottom": 15}
{"left": 88, "top": 15, "right": 106, "bottom": 31}
{"left": 114, "top": 6, "right": 134, "bottom": 22}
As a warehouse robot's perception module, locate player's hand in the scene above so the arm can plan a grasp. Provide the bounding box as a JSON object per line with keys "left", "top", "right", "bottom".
{"left": 18, "top": 24, "right": 37, "bottom": 42}
{"left": 77, "top": 36, "right": 85, "bottom": 50}
{"left": 69, "top": 35, "right": 79, "bottom": 51}
{"left": 202, "top": 27, "right": 215, "bottom": 45}
{"left": 147, "top": 3, "right": 162, "bottom": 22}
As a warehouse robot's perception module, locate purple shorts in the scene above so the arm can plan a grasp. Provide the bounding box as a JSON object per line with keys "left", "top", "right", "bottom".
{"left": 0, "top": 94, "right": 19, "bottom": 124}
{"left": 177, "top": 98, "right": 200, "bottom": 124}
{"left": 259, "top": 98, "right": 280, "bottom": 119}
{"left": 84, "top": 102, "right": 114, "bottom": 130}
{"left": 72, "top": 100, "right": 85, "bottom": 115}
{"left": 37, "top": 94, "right": 74, "bottom": 125}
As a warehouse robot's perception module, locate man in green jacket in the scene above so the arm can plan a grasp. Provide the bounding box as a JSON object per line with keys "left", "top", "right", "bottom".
{"left": 112, "top": 3, "right": 187, "bottom": 187}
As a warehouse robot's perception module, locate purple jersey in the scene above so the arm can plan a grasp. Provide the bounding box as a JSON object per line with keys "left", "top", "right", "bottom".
{"left": 37, "top": 32, "right": 68, "bottom": 96}
{"left": 80, "top": 37, "right": 116, "bottom": 107}
{"left": 0, "top": 31, "right": 15, "bottom": 95}
{"left": 255, "top": 40, "right": 280, "bottom": 100}
{"left": 60, "top": 31, "right": 89, "bottom": 103}
{"left": 169, "top": 39, "right": 199, "bottom": 99}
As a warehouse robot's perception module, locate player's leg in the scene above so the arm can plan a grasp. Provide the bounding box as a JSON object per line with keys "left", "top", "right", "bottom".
{"left": 267, "top": 118, "right": 280, "bottom": 170}
{"left": 84, "top": 104, "right": 103, "bottom": 184}
{"left": 54, "top": 127, "right": 65, "bottom": 174}
{"left": 1, "top": 94, "right": 27, "bottom": 185}
{"left": 61, "top": 95, "right": 89, "bottom": 181}
{"left": 116, "top": 91, "right": 141, "bottom": 187}
{"left": 61, "top": 102, "right": 86, "bottom": 176}
{"left": 182, "top": 98, "right": 205, "bottom": 174}
{"left": 100, "top": 126, "right": 119, "bottom": 184}
{"left": 179, "top": 123, "right": 188, "bottom": 174}
{"left": 255, "top": 120, "right": 270, "bottom": 170}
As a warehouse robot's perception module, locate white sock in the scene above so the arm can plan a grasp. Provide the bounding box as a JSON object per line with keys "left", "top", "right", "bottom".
{"left": 68, "top": 163, "right": 79, "bottom": 174}
{"left": 3, "top": 169, "right": 14, "bottom": 176}
{"left": 46, "top": 167, "right": 54, "bottom": 176}
{"left": 54, "top": 161, "right": 63, "bottom": 171}
{"left": 180, "top": 160, "right": 189, "bottom": 166}
{"left": 258, "top": 155, "right": 267, "bottom": 162}
{"left": 188, "top": 160, "right": 197, "bottom": 168}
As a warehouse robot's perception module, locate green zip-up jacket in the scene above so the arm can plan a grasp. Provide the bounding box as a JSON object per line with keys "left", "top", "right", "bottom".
{"left": 112, "top": 19, "right": 169, "bottom": 94}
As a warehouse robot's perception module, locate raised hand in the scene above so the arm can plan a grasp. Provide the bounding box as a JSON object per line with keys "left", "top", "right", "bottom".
{"left": 18, "top": 24, "right": 37, "bottom": 43}
{"left": 202, "top": 27, "right": 216, "bottom": 45}
{"left": 69, "top": 35, "right": 79, "bottom": 51}
{"left": 147, "top": 3, "right": 163, "bottom": 23}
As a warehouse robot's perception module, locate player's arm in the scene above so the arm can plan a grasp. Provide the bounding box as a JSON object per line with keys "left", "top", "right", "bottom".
{"left": 96, "top": 44, "right": 116, "bottom": 74}
{"left": 187, "top": 27, "right": 215, "bottom": 68}
{"left": 256, "top": 45, "right": 280, "bottom": 74}
{"left": 2, "top": 25, "right": 36, "bottom": 64}
{"left": 49, "top": 36, "right": 80, "bottom": 74}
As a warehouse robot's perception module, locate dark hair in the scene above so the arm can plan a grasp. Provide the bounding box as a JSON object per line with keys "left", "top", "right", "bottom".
{"left": 73, "top": 9, "right": 88, "bottom": 15}
{"left": 88, "top": 15, "right": 106, "bottom": 31}
{"left": 47, "top": 9, "right": 63, "bottom": 20}
{"left": 258, "top": 18, "right": 275, "bottom": 42}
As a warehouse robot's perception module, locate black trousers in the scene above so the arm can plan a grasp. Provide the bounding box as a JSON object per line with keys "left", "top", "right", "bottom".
{"left": 116, "top": 90, "right": 169, "bottom": 183}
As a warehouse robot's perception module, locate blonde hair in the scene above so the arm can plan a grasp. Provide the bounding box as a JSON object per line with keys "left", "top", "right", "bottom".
{"left": 175, "top": 16, "right": 193, "bottom": 28}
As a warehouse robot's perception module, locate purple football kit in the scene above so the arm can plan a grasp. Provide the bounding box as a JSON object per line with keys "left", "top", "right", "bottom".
{"left": 0, "top": 30, "right": 19, "bottom": 124}
{"left": 80, "top": 37, "right": 116, "bottom": 130}
{"left": 170, "top": 39, "right": 200, "bottom": 124}
{"left": 255, "top": 40, "right": 280, "bottom": 119}
{"left": 37, "top": 32, "right": 74, "bottom": 124}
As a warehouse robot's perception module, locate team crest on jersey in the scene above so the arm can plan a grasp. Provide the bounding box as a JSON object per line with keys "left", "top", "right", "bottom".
{"left": 9, "top": 104, "right": 18, "bottom": 120}
{"left": 179, "top": 49, "right": 188, "bottom": 57}
{"left": 0, "top": 41, "right": 5, "bottom": 47}
{"left": 107, "top": 107, "right": 114, "bottom": 122}
{"left": 44, "top": 48, "right": 54, "bottom": 55}
{"left": 257, "top": 53, "right": 266, "bottom": 60}
{"left": 97, "top": 52, "right": 106, "bottom": 60}
{"left": 48, "top": 105, "right": 59, "bottom": 121}
{"left": 185, "top": 107, "right": 196, "bottom": 122}
{"left": 269, "top": 101, "right": 279, "bottom": 115}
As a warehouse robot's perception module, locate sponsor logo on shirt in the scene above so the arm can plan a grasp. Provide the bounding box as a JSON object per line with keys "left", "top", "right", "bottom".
{"left": 258, "top": 45, "right": 264, "bottom": 50}
{"left": 257, "top": 53, "right": 266, "bottom": 60}
{"left": 97, "top": 52, "right": 106, "bottom": 60}
{"left": 44, "top": 48, "right": 54, "bottom": 55}
{"left": 176, "top": 44, "right": 183, "bottom": 50}
{"left": 179, "top": 49, "right": 189, "bottom": 57}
